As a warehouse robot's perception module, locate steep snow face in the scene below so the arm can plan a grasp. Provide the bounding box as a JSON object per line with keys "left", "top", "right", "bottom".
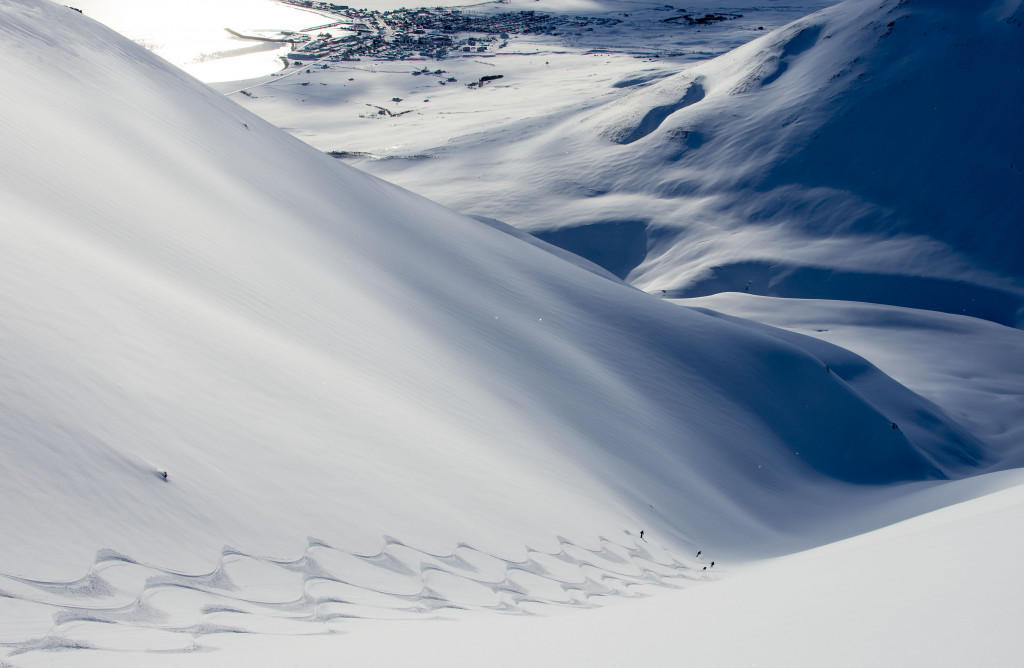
{"left": 359, "top": 0, "right": 1024, "bottom": 325}
{"left": 0, "top": 0, "right": 992, "bottom": 586}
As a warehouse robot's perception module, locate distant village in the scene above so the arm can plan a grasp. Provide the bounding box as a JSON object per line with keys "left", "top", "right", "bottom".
{"left": 277, "top": 1, "right": 739, "bottom": 62}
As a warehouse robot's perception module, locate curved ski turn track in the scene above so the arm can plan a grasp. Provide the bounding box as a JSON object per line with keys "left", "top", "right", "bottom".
{"left": 0, "top": 534, "right": 710, "bottom": 659}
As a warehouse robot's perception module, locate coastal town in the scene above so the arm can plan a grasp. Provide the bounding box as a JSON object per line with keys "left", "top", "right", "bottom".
{"left": 275, "top": 1, "right": 740, "bottom": 62}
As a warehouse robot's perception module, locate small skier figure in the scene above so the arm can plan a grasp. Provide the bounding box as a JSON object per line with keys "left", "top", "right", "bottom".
{"left": 891, "top": 422, "right": 899, "bottom": 430}
{"left": 696, "top": 550, "right": 701, "bottom": 558}
{"left": 640, "top": 530, "right": 645, "bottom": 541}
{"left": 159, "top": 470, "right": 168, "bottom": 481}
{"left": 710, "top": 561, "right": 715, "bottom": 568}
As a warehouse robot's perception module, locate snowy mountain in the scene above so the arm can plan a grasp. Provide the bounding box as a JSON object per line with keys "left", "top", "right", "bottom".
{"left": 1, "top": 0, "right": 1022, "bottom": 664}
{"left": 0, "top": 0, "right": 974, "bottom": 574}
{"left": 357, "top": 0, "right": 1024, "bottom": 326}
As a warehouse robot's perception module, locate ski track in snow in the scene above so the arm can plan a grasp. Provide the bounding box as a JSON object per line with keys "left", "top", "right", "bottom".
{"left": 0, "top": 534, "right": 711, "bottom": 659}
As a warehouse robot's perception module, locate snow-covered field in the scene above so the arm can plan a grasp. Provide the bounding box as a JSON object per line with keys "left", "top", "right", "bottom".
{"left": 2, "top": 0, "right": 1022, "bottom": 665}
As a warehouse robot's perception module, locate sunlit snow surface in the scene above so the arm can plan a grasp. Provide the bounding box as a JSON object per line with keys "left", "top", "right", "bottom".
{"left": 75, "top": 0, "right": 331, "bottom": 81}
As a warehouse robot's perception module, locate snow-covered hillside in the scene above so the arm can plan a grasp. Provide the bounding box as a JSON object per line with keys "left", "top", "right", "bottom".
{"left": 1, "top": 0, "right": 984, "bottom": 572}
{"left": 99, "top": 470, "right": 1024, "bottom": 668}
{"left": 349, "top": 0, "right": 1024, "bottom": 325}
{"left": 2, "top": 0, "right": 1022, "bottom": 664}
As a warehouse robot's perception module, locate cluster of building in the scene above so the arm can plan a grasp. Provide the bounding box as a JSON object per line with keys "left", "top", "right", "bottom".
{"left": 284, "top": 1, "right": 350, "bottom": 10}
{"left": 278, "top": 4, "right": 623, "bottom": 62}
{"left": 661, "top": 11, "right": 743, "bottom": 26}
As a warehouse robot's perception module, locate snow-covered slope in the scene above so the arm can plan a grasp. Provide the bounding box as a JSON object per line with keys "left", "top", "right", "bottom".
{"left": 359, "top": 0, "right": 1024, "bottom": 325}
{"left": 102, "top": 470, "right": 1023, "bottom": 668}
{"left": 2, "top": 0, "right": 1021, "bottom": 662}
{"left": 0, "top": 0, "right": 995, "bottom": 577}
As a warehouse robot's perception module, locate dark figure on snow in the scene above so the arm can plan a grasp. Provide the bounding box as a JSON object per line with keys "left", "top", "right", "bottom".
{"left": 891, "top": 422, "right": 899, "bottom": 430}
{"left": 640, "top": 530, "right": 645, "bottom": 540}
{"left": 696, "top": 550, "right": 701, "bottom": 558}
{"left": 710, "top": 561, "right": 715, "bottom": 568}
{"left": 159, "top": 470, "right": 168, "bottom": 481}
